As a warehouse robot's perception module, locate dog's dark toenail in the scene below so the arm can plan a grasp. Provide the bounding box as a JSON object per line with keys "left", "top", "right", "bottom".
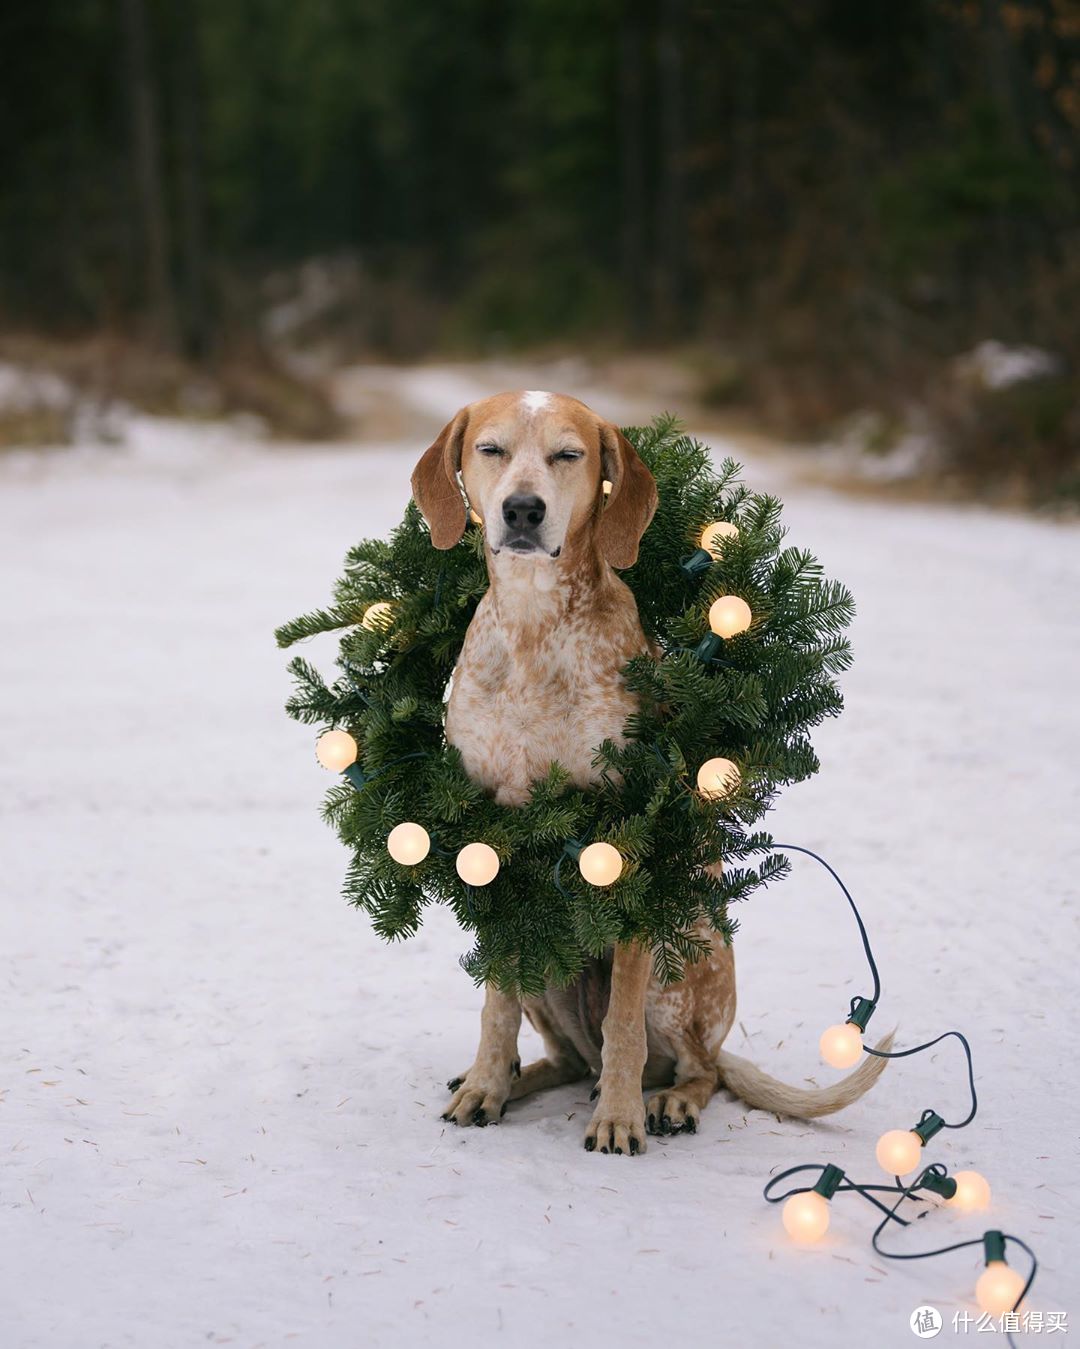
{"left": 511, "top": 1059, "right": 521, "bottom": 1078}
{"left": 661, "top": 1114, "right": 672, "bottom": 1133}
{"left": 686, "top": 1116, "right": 697, "bottom": 1133}
{"left": 613, "top": 1146, "right": 623, "bottom": 1155}
{"left": 589, "top": 1085, "right": 599, "bottom": 1101}
{"left": 473, "top": 1108, "right": 488, "bottom": 1126}
{"left": 600, "top": 1145, "right": 609, "bottom": 1154}
{"left": 629, "top": 1136, "right": 640, "bottom": 1154}
{"left": 647, "top": 1113, "right": 656, "bottom": 1130}
{"left": 447, "top": 1077, "right": 462, "bottom": 1091}
{"left": 584, "top": 1136, "right": 596, "bottom": 1151}
{"left": 500, "top": 1103, "right": 507, "bottom": 1117}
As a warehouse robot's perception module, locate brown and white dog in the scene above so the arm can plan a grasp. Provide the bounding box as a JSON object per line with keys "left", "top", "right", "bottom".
{"left": 411, "top": 390, "right": 890, "bottom": 1155}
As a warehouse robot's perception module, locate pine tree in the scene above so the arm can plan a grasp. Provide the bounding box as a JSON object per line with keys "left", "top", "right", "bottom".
{"left": 276, "top": 417, "right": 853, "bottom": 997}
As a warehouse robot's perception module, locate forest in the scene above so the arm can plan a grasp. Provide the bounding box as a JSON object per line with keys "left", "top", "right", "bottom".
{"left": 2, "top": 0, "right": 1078, "bottom": 492}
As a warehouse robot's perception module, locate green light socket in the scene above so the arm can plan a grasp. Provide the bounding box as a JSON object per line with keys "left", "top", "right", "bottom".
{"left": 812, "top": 1163, "right": 845, "bottom": 1200}
{"left": 983, "top": 1230, "right": 1006, "bottom": 1265}
{"left": 680, "top": 548, "right": 713, "bottom": 579}
{"left": 694, "top": 633, "right": 725, "bottom": 664}
{"left": 847, "top": 997, "right": 876, "bottom": 1032}
{"left": 913, "top": 1112, "right": 946, "bottom": 1146}
{"left": 343, "top": 763, "right": 369, "bottom": 791}
{"left": 562, "top": 840, "right": 584, "bottom": 862}
{"left": 920, "top": 1171, "right": 958, "bottom": 1201}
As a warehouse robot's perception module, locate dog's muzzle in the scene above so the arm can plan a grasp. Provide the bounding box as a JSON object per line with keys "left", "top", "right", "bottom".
{"left": 495, "top": 493, "right": 560, "bottom": 556}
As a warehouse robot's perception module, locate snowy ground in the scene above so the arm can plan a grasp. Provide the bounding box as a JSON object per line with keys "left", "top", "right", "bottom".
{"left": 2, "top": 364, "right": 1078, "bottom": 1349}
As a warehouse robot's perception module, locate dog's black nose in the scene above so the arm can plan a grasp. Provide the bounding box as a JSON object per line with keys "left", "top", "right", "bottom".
{"left": 501, "top": 493, "right": 546, "bottom": 530}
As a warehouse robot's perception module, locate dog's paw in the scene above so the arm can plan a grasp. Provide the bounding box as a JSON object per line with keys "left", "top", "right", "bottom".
{"left": 583, "top": 1093, "right": 646, "bottom": 1156}
{"left": 645, "top": 1087, "right": 700, "bottom": 1136}
{"left": 440, "top": 1063, "right": 514, "bottom": 1127}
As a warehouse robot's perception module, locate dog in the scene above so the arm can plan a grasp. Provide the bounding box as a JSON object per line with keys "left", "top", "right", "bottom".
{"left": 411, "top": 390, "right": 890, "bottom": 1154}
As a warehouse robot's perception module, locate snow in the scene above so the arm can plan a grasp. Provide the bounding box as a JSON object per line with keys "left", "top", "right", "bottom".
{"left": 0, "top": 361, "right": 72, "bottom": 413}
{"left": 2, "top": 368, "right": 1078, "bottom": 1349}
{"left": 956, "top": 341, "right": 1063, "bottom": 391}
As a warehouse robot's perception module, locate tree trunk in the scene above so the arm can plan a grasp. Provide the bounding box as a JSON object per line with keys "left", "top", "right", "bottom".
{"left": 655, "top": 0, "right": 687, "bottom": 334}
{"left": 121, "top": 0, "right": 176, "bottom": 348}
{"left": 618, "top": 0, "right": 649, "bottom": 336}
{"left": 731, "top": 46, "right": 758, "bottom": 298}
{"left": 172, "top": 0, "right": 211, "bottom": 358}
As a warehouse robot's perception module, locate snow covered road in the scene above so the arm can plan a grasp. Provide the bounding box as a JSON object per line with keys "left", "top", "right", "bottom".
{"left": 2, "top": 370, "right": 1078, "bottom": 1348}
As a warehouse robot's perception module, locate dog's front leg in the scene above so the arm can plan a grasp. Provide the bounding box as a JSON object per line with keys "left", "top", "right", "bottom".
{"left": 585, "top": 941, "right": 650, "bottom": 1155}
{"left": 441, "top": 985, "right": 521, "bottom": 1127}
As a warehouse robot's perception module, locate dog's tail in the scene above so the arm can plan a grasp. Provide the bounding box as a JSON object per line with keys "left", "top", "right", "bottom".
{"left": 714, "top": 1030, "right": 895, "bottom": 1119}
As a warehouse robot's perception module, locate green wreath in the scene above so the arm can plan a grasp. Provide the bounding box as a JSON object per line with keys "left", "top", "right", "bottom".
{"left": 276, "top": 416, "right": 853, "bottom": 998}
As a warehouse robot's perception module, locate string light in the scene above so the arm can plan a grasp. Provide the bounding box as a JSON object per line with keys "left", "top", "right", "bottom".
{"left": 949, "top": 1169, "right": 992, "bottom": 1212}
{"left": 819, "top": 995, "right": 876, "bottom": 1068}
{"left": 875, "top": 1128, "right": 926, "bottom": 1177}
{"left": 554, "top": 839, "right": 624, "bottom": 892}
{"left": 361, "top": 601, "right": 394, "bottom": 631}
{"left": 869, "top": 1186, "right": 1037, "bottom": 1347}
{"left": 976, "top": 1234, "right": 1027, "bottom": 1316}
{"left": 387, "top": 822, "right": 431, "bottom": 865}
{"left": 708, "top": 594, "right": 753, "bottom": 638}
{"left": 917, "top": 1165, "right": 992, "bottom": 1212}
{"left": 770, "top": 1165, "right": 1038, "bottom": 1348}
{"left": 781, "top": 1164, "right": 843, "bottom": 1243}
{"left": 577, "top": 841, "right": 623, "bottom": 887}
{"left": 696, "top": 756, "right": 741, "bottom": 798}
{"left": 759, "top": 847, "right": 1042, "bottom": 1348}
{"left": 819, "top": 1022, "right": 864, "bottom": 1069}
{"left": 602, "top": 479, "right": 613, "bottom": 497}
{"left": 782, "top": 1190, "right": 831, "bottom": 1243}
{"left": 680, "top": 519, "right": 739, "bottom": 577}
{"left": 768, "top": 1162, "right": 925, "bottom": 1244}
{"left": 315, "top": 729, "right": 358, "bottom": 772}
{"left": 876, "top": 1112, "right": 945, "bottom": 1177}
{"left": 456, "top": 842, "right": 500, "bottom": 886}
{"left": 701, "top": 520, "right": 739, "bottom": 554}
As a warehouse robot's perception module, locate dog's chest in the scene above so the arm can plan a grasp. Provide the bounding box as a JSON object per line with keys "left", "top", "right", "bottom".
{"left": 446, "top": 600, "right": 640, "bottom": 806}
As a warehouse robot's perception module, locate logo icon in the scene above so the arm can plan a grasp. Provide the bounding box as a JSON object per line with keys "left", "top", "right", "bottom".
{"left": 910, "top": 1306, "right": 942, "bottom": 1338}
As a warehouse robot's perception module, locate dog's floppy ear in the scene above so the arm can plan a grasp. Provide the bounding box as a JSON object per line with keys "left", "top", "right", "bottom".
{"left": 597, "top": 422, "right": 658, "bottom": 569}
{"left": 411, "top": 408, "right": 469, "bottom": 549}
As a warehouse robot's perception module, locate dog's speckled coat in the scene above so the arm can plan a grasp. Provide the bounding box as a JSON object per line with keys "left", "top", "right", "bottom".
{"left": 412, "top": 392, "right": 891, "bottom": 1154}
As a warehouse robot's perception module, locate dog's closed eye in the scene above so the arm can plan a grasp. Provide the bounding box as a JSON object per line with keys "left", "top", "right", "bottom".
{"left": 476, "top": 442, "right": 505, "bottom": 457}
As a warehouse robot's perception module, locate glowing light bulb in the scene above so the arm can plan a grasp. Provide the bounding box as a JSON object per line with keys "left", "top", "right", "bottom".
{"left": 700, "top": 520, "right": 739, "bottom": 554}
{"left": 578, "top": 842, "right": 623, "bottom": 887}
{"left": 361, "top": 601, "right": 394, "bottom": 631}
{"left": 696, "top": 757, "right": 741, "bottom": 799}
{"left": 708, "top": 595, "right": 753, "bottom": 639}
{"left": 876, "top": 1129, "right": 924, "bottom": 1177}
{"left": 456, "top": 842, "right": 500, "bottom": 886}
{"left": 387, "top": 822, "right": 430, "bottom": 865}
{"left": 782, "top": 1191, "right": 831, "bottom": 1244}
{"left": 819, "top": 1022, "right": 863, "bottom": 1069}
{"left": 976, "top": 1262, "right": 1025, "bottom": 1316}
{"left": 315, "top": 729, "right": 358, "bottom": 772}
{"left": 948, "top": 1171, "right": 991, "bottom": 1213}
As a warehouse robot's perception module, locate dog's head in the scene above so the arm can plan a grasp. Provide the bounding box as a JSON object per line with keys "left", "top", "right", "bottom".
{"left": 410, "top": 391, "right": 657, "bottom": 569}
